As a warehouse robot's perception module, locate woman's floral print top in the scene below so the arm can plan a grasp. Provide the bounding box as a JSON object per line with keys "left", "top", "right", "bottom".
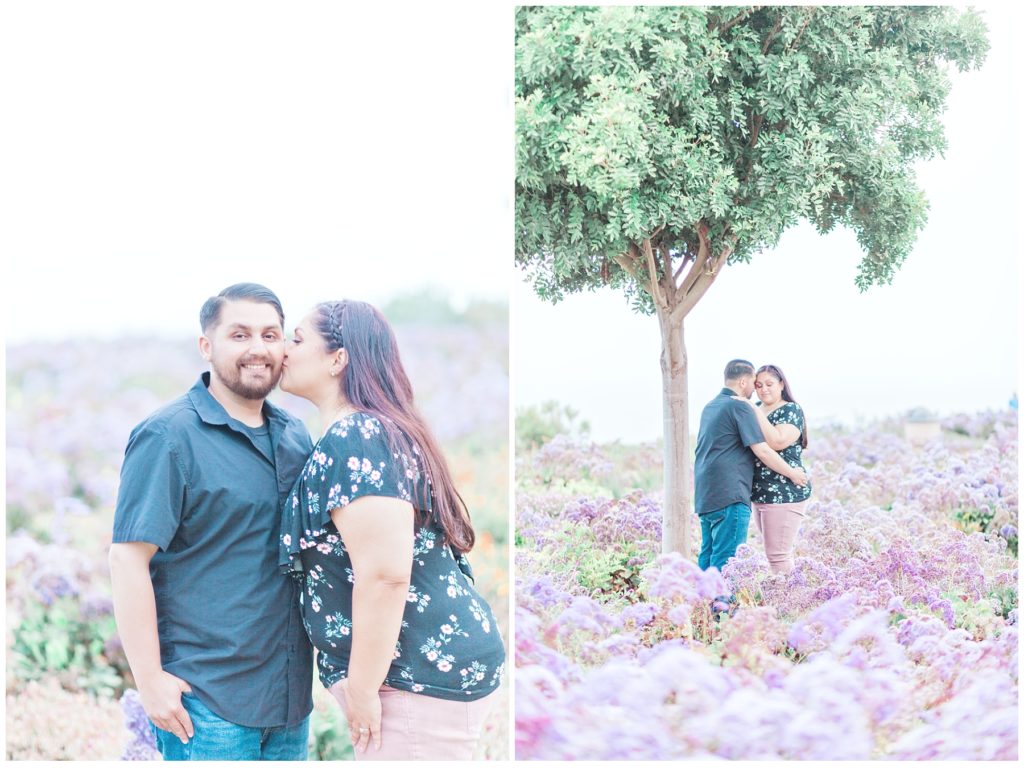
{"left": 752, "top": 402, "right": 813, "bottom": 504}
{"left": 279, "top": 413, "right": 505, "bottom": 701}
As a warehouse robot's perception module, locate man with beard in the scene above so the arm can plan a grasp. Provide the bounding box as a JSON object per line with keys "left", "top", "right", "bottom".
{"left": 109, "top": 283, "right": 314, "bottom": 760}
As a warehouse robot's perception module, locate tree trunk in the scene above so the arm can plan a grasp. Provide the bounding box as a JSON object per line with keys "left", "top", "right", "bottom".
{"left": 658, "top": 308, "right": 691, "bottom": 558}
{"left": 620, "top": 232, "right": 729, "bottom": 558}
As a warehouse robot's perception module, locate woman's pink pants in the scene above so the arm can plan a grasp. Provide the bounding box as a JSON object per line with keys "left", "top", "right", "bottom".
{"left": 752, "top": 501, "right": 807, "bottom": 573}
{"left": 332, "top": 681, "right": 497, "bottom": 760}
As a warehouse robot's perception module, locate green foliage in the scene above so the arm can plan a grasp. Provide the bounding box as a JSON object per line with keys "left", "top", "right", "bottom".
{"left": 953, "top": 509, "right": 1016, "bottom": 557}
{"left": 989, "top": 585, "right": 1018, "bottom": 620}
{"left": 533, "top": 522, "right": 656, "bottom": 599}
{"left": 446, "top": 433, "right": 508, "bottom": 545}
{"left": 461, "top": 298, "right": 510, "bottom": 327}
{"left": 578, "top": 547, "right": 646, "bottom": 602}
{"left": 524, "top": 458, "right": 614, "bottom": 497}
{"left": 7, "top": 505, "right": 32, "bottom": 536}
{"left": 516, "top": 5, "right": 989, "bottom": 305}
{"left": 307, "top": 695, "right": 354, "bottom": 761}
{"left": 516, "top": 401, "right": 591, "bottom": 450}
{"left": 948, "top": 593, "right": 1010, "bottom": 640}
{"left": 382, "top": 288, "right": 507, "bottom": 326}
{"left": 382, "top": 288, "right": 463, "bottom": 324}
{"left": 602, "top": 441, "right": 664, "bottom": 496}
{"left": 518, "top": 434, "right": 664, "bottom": 499}
{"left": 12, "top": 600, "right": 123, "bottom": 698}
{"left": 954, "top": 508, "right": 995, "bottom": 533}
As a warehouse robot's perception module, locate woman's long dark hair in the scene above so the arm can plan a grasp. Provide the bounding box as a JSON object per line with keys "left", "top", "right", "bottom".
{"left": 756, "top": 364, "right": 808, "bottom": 449}
{"left": 315, "top": 300, "right": 475, "bottom": 553}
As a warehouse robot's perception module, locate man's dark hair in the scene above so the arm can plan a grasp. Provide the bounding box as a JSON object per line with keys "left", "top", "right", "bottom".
{"left": 724, "top": 359, "right": 755, "bottom": 381}
{"left": 199, "top": 283, "right": 285, "bottom": 332}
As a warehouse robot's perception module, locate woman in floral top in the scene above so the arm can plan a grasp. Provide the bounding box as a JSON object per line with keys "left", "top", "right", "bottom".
{"left": 736, "top": 364, "right": 812, "bottom": 573}
{"left": 277, "top": 300, "right": 504, "bottom": 760}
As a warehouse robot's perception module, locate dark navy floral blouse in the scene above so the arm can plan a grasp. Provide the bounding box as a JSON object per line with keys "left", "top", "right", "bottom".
{"left": 752, "top": 402, "right": 812, "bottom": 504}
{"left": 279, "top": 413, "right": 505, "bottom": 701}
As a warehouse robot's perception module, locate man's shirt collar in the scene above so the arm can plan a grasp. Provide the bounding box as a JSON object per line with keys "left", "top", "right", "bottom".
{"left": 188, "top": 371, "right": 289, "bottom": 430}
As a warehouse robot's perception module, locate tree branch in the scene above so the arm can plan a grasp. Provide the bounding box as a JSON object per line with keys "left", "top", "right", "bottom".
{"left": 673, "top": 253, "right": 693, "bottom": 283}
{"left": 657, "top": 240, "right": 676, "bottom": 305}
{"left": 641, "top": 238, "right": 668, "bottom": 309}
{"left": 714, "top": 6, "right": 761, "bottom": 36}
{"left": 786, "top": 8, "right": 816, "bottom": 53}
{"left": 679, "top": 222, "right": 711, "bottom": 300}
{"left": 762, "top": 14, "right": 784, "bottom": 56}
{"left": 737, "top": 113, "right": 766, "bottom": 193}
{"left": 611, "top": 245, "right": 641, "bottom": 280}
{"left": 750, "top": 113, "right": 764, "bottom": 147}
{"left": 675, "top": 241, "right": 735, "bottom": 322}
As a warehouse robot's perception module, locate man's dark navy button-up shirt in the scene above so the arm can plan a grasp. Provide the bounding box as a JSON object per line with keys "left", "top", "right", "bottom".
{"left": 112, "top": 373, "right": 314, "bottom": 727}
{"left": 694, "top": 387, "right": 765, "bottom": 515}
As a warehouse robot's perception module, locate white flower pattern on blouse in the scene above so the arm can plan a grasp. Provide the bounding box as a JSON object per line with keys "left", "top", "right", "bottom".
{"left": 752, "top": 402, "right": 812, "bottom": 504}
{"left": 278, "top": 412, "right": 505, "bottom": 700}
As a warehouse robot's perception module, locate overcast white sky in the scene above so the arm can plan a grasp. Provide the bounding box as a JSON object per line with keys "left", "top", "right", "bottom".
{"left": 2, "top": 3, "right": 1020, "bottom": 446}
{"left": 514, "top": 3, "right": 1022, "bottom": 442}
{"left": 2, "top": 2, "right": 511, "bottom": 343}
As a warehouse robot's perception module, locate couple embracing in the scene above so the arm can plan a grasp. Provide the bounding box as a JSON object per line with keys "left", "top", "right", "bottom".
{"left": 108, "top": 283, "right": 505, "bottom": 761}
{"left": 695, "top": 358, "right": 812, "bottom": 576}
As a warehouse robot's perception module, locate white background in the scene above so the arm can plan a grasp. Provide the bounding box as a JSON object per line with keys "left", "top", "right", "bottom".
{"left": 2, "top": 2, "right": 512, "bottom": 343}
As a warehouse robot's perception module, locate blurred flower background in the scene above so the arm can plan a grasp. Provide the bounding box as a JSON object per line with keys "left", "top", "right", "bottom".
{"left": 515, "top": 404, "right": 1017, "bottom": 760}
{"left": 5, "top": 291, "right": 509, "bottom": 760}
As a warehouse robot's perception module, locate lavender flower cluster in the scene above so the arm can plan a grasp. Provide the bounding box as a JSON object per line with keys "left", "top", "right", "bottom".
{"left": 515, "top": 410, "right": 1018, "bottom": 760}
{"left": 393, "top": 323, "right": 508, "bottom": 442}
{"left": 119, "top": 690, "right": 159, "bottom": 760}
{"left": 7, "top": 325, "right": 506, "bottom": 523}
{"left": 6, "top": 339, "right": 202, "bottom": 521}
{"left": 523, "top": 434, "right": 616, "bottom": 489}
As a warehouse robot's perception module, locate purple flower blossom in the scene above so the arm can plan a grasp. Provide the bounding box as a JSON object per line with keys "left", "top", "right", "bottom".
{"left": 618, "top": 602, "right": 658, "bottom": 628}
{"left": 119, "top": 689, "right": 158, "bottom": 760}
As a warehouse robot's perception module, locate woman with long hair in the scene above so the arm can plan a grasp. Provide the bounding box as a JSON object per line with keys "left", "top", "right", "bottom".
{"left": 735, "top": 364, "right": 811, "bottom": 573}
{"left": 277, "top": 300, "right": 504, "bottom": 760}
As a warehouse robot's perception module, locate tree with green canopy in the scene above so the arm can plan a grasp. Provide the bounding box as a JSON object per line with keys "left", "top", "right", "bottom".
{"left": 515, "top": 5, "right": 989, "bottom": 557}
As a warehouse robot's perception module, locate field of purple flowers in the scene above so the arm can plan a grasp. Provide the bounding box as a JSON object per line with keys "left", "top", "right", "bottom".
{"left": 515, "top": 409, "right": 1018, "bottom": 760}
{"left": 6, "top": 317, "right": 509, "bottom": 761}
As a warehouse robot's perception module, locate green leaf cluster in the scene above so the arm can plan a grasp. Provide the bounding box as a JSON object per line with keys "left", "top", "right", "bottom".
{"left": 515, "top": 400, "right": 591, "bottom": 450}
{"left": 953, "top": 508, "right": 1018, "bottom": 557}
{"left": 12, "top": 599, "right": 123, "bottom": 698}
{"left": 308, "top": 696, "right": 355, "bottom": 761}
{"left": 516, "top": 5, "right": 989, "bottom": 307}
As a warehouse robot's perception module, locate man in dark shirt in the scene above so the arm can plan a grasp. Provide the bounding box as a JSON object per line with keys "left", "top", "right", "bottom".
{"left": 694, "top": 359, "right": 808, "bottom": 571}
{"left": 109, "top": 283, "right": 314, "bottom": 760}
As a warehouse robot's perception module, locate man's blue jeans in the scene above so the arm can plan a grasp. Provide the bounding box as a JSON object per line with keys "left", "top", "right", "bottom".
{"left": 151, "top": 691, "right": 310, "bottom": 761}
{"left": 697, "top": 502, "right": 751, "bottom": 571}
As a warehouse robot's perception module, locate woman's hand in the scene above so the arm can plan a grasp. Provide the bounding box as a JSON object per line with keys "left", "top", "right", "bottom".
{"left": 788, "top": 467, "right": 809, "bottom": 487}
{"left": 329, "top": 679, "right": 382, "bottom": 754}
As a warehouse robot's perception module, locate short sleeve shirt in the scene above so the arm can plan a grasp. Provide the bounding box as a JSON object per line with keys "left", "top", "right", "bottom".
{"left": 752, "top": 402, "right": 812, "bottom": 504}
{"left": 111, "top": 373, "right": 314, "bottom": 727}
{"left": 694, "top": 388, "right": 765, "bottom": 514}
{"left": 279, "top": 413, "right": 506, "bottom": 701}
